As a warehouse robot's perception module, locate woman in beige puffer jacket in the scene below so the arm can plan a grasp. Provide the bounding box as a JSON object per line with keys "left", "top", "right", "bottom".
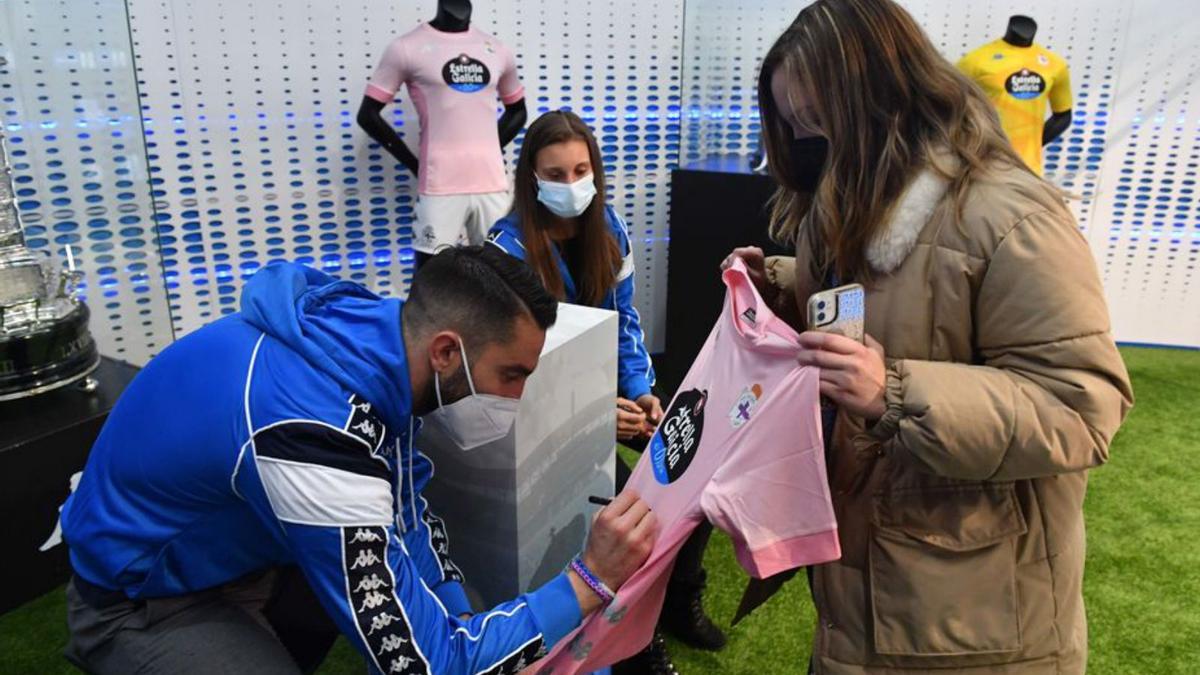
{"left": 724, "top": 1, "right": 1133, "bottom": 672}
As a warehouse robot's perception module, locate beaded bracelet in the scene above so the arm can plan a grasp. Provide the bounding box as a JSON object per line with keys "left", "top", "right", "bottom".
{"left": 568, "top": 555, "right": 615, "bottom": 604}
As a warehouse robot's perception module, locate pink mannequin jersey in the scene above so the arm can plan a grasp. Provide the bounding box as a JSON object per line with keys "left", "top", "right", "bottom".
{"left": 365, "top": 23, "right": 524, "bottom": 196}
{"left": 534, "top": 259, "right": 841, "bottom": 674}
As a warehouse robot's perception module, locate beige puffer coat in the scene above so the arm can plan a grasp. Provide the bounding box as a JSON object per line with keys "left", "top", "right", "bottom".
{"left": 764, "top": 159, "right": 1133, "bottom": 673}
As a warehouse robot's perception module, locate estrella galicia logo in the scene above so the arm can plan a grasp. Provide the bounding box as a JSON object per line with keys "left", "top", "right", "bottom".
{"left": 442, "top": 53, "right": 490, "bottom": 93}
{"left": 1005, "top": 68, "right": 1046, "bottom": 100}
{"left": 650, "top": 388, "right": 708, "bottom": 484}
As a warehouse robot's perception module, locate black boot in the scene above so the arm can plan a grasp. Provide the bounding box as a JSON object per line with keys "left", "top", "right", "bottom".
{"left": 661, "top": 567, "right": 727, "bottom": 651}
{"left": 612, "top": 630, "right": 679, "bottom": 675}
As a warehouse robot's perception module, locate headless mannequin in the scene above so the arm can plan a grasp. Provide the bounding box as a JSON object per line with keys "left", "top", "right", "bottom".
{"left": 1003, "top": 15, "right": 1071, "bottom": 146}
{"left": 356, "top": 0, "right": 528, "bottom": 267}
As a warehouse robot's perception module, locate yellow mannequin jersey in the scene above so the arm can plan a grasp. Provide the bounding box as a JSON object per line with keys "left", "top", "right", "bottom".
{"left": 957, "top": 39, "right": 1072, "bottom": 174}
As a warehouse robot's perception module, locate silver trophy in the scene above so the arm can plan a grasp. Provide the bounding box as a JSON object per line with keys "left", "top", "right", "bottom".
{"left": 0, "top": 128, "right": 100, "bottom": 400}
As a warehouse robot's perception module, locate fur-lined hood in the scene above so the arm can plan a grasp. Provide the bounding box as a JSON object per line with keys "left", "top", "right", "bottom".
{"left": 864, "top": 168, "right": 950, "bottom": 274}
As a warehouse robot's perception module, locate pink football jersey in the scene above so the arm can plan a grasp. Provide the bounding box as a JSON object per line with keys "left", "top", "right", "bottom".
{"left": 535, "top": 259, "right": 841, "bottom": 674}
{"left": 365, "top": 23, "right": 524, "bottom": 196}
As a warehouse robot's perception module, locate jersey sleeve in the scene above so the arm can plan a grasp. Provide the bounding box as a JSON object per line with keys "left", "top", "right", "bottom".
{"left": 238, "top": 421, "right": 582, "bottom": 674}
{"left": 497, "top": 43, "right": 525, "bottom": 105}
{"left": 608, "top": 209, "right": 656, "bottom": 401}
{"left": 401, "top": 448, "right": 471, "bottom": 617}
{"left": 366, "top": 38, "right": 410, "bottom": 104}
{"left": 698, "top": 372, "right": 840, "bottom": 579}
{"left": 1049, "top": 60, "right": 1073, "bottom": 113}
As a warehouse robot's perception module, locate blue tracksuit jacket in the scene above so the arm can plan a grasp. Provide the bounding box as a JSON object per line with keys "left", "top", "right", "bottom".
{"left": 61, "top": 263, "right": 581, "bottom": 674}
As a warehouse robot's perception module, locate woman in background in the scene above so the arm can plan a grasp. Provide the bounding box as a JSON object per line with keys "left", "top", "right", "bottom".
{"left": 725, "top": 0, "right": 1132, "bottom": 672}
{"left": 490, "top": 110, "right": 725, "bottom": 674}
{"left": 488, "top": 110, "right": 660, "bottom": 443}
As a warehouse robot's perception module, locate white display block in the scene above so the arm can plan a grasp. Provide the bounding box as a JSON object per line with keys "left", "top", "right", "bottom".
{"left": 421, "top": 303, "right": 617, "bottom": 609}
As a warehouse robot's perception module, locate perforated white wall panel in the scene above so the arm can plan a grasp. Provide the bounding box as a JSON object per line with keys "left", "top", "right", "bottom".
{"left": 0, "top": 0, "right": 174, "bottom": 364}
{"left": 127, "top": 0, "right": 682, "bottom": 348}
{"left": 1082, "top": 4, "right": 1200, "bottom": 347}
{"left": 4, "top": 1, "right": 1197, "bottom": 356}
{"left": 683, "top": 0, "right": 1199, "bottom": 348}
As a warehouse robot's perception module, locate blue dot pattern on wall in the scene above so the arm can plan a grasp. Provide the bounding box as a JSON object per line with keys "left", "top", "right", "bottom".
{"left": 0, "top": 0, "right": 175, "bottom": 364}
{"left": 126, "top": 0, "right": 685, "bottom": 349}
{"left": 1094, "top": 5, "right": 1200, "bottom": 345}
{"left": 3, "top": 1, "right": 1197, "bottom": 355}
{"left": 127, "top": 0, "right": 424, "bottom": 338}
{"left": 479, "top": 0, "right": 685, "bottom": 351}
{"left": 682, "top": 0, "right": 1200, "bottom": 348}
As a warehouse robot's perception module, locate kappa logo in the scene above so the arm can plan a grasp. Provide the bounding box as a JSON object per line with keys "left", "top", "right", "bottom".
{"left": 367, "top": 612, "right": 404, "bottom": 636}
{"left": 379, "top": 635, "right": 410, "bottom": 653}
{"left": 423, "top": 511, "right": 464, "bottom": 582}
{"left": 354, "top": 573, "right": 388, "bottom": 593}
{"left": 351, "top": 528, "right": 384, "bottom": 544}
{"left": 1038, "top": 53, "right": 1050, "bottom": 66}
{"left": 388, "top": 655, "right": 417, "bottom": 672}
{"left": 347, "top": 394, "right": 387, "bottom": 454}
{"left": 342, "top": 526, "right": 426, "bottom": 673}
{"left": 478, "top": 636, "right": 546, "bottom": 675}
{"left": 729, "top": 384, "right": 764, "bottom": 429}
{"left": 359, "top": 591, "right": 391, "bottom": 612}
{"left": 353, "top": 418, "right": 378, "bottom": 441}
{"left": 351, "top": 548, "right": 383, "bottom": 570}
{"left": 649, "top": 388, "right": 708, "bottom": 485}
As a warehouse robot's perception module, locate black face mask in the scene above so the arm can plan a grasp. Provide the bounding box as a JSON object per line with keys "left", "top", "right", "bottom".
{"left": 789, "top": 136, "right": 829, "bottom": 193}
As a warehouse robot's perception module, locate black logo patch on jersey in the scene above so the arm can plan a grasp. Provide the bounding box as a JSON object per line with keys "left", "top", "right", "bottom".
{"left": 1005, "top": 68, "right": 1046, "bottom": 100}
{"left": 741, "top": 307, "right": 757, "bottom": 325}
{"left": 346, "top": 394, "right": 387, "bottom": 455}
{"left": 442, "top": 54, "right": 491, "bottom": 93}
{"left": 650, "top": 388, "right": 708, "bottom": 484}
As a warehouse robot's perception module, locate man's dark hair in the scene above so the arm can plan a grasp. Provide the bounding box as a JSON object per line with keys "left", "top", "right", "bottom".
{"left": 404, "top": 245, "right": 558, "bottom": 346}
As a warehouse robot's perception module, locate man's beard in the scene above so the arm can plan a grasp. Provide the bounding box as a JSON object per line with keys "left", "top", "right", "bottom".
{"left": 420, "top": 361, "right": 473, "bottom": 415}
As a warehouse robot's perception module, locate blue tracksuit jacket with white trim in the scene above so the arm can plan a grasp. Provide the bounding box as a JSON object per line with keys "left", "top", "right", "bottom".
{"left": 487, "top": 205, "right": 656, "bottom": 400}
{"left": 61, "top": 263, "right": 581, "bottom": 674}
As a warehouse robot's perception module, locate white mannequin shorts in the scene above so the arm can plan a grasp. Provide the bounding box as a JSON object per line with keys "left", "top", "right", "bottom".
{"left": 413, "top": 191, "right": 512, "bottom": 254}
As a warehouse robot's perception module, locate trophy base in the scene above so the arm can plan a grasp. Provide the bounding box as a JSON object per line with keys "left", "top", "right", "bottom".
{"left": 0, "top": 303, "right": 101, "bottom": 401}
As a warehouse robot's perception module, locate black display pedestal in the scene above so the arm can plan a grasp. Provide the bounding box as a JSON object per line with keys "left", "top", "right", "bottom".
{"left": 0, "top": 356, "right": 139, "bottom": 614}
{"left": 659, "top": 155, "right": 791, "bottom": 394}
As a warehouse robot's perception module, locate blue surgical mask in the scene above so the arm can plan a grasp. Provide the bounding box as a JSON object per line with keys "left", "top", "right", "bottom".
{"left": 536, "top": 173, "right": 597, "bottom": 218}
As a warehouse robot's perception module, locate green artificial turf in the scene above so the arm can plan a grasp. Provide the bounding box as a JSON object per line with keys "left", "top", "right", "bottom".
{"left": 2, "top": 347, "right": 1196, "bottom": 674}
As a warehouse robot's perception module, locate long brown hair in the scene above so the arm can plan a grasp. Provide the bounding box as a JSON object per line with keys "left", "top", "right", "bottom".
{"left": 510, "top": 110, "right": 621, "bottom": 306}
{"left": 759, "top": 0, "right": 1054, "bottom": 283}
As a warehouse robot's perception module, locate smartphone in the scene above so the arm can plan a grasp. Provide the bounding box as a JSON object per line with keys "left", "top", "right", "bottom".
{"left": 807, "top": 283, "right": 865, "bottom": 343}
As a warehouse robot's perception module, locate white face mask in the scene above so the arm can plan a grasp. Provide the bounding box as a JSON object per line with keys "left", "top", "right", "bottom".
{"left": 536, "top": 173, "right": 597, "bottom": 218}
{"left": 423, "top": 337, "right": 519, "bottom": 451}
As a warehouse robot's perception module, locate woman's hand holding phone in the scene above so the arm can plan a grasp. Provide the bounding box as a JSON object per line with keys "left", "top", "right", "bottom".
{"left": 796, "top": 331, "right": 888, "bottom": 421}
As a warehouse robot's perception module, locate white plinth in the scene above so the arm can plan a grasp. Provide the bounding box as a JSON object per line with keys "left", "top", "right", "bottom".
{"left": 420, "top": 303, "right": 617, "bottom": 608}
